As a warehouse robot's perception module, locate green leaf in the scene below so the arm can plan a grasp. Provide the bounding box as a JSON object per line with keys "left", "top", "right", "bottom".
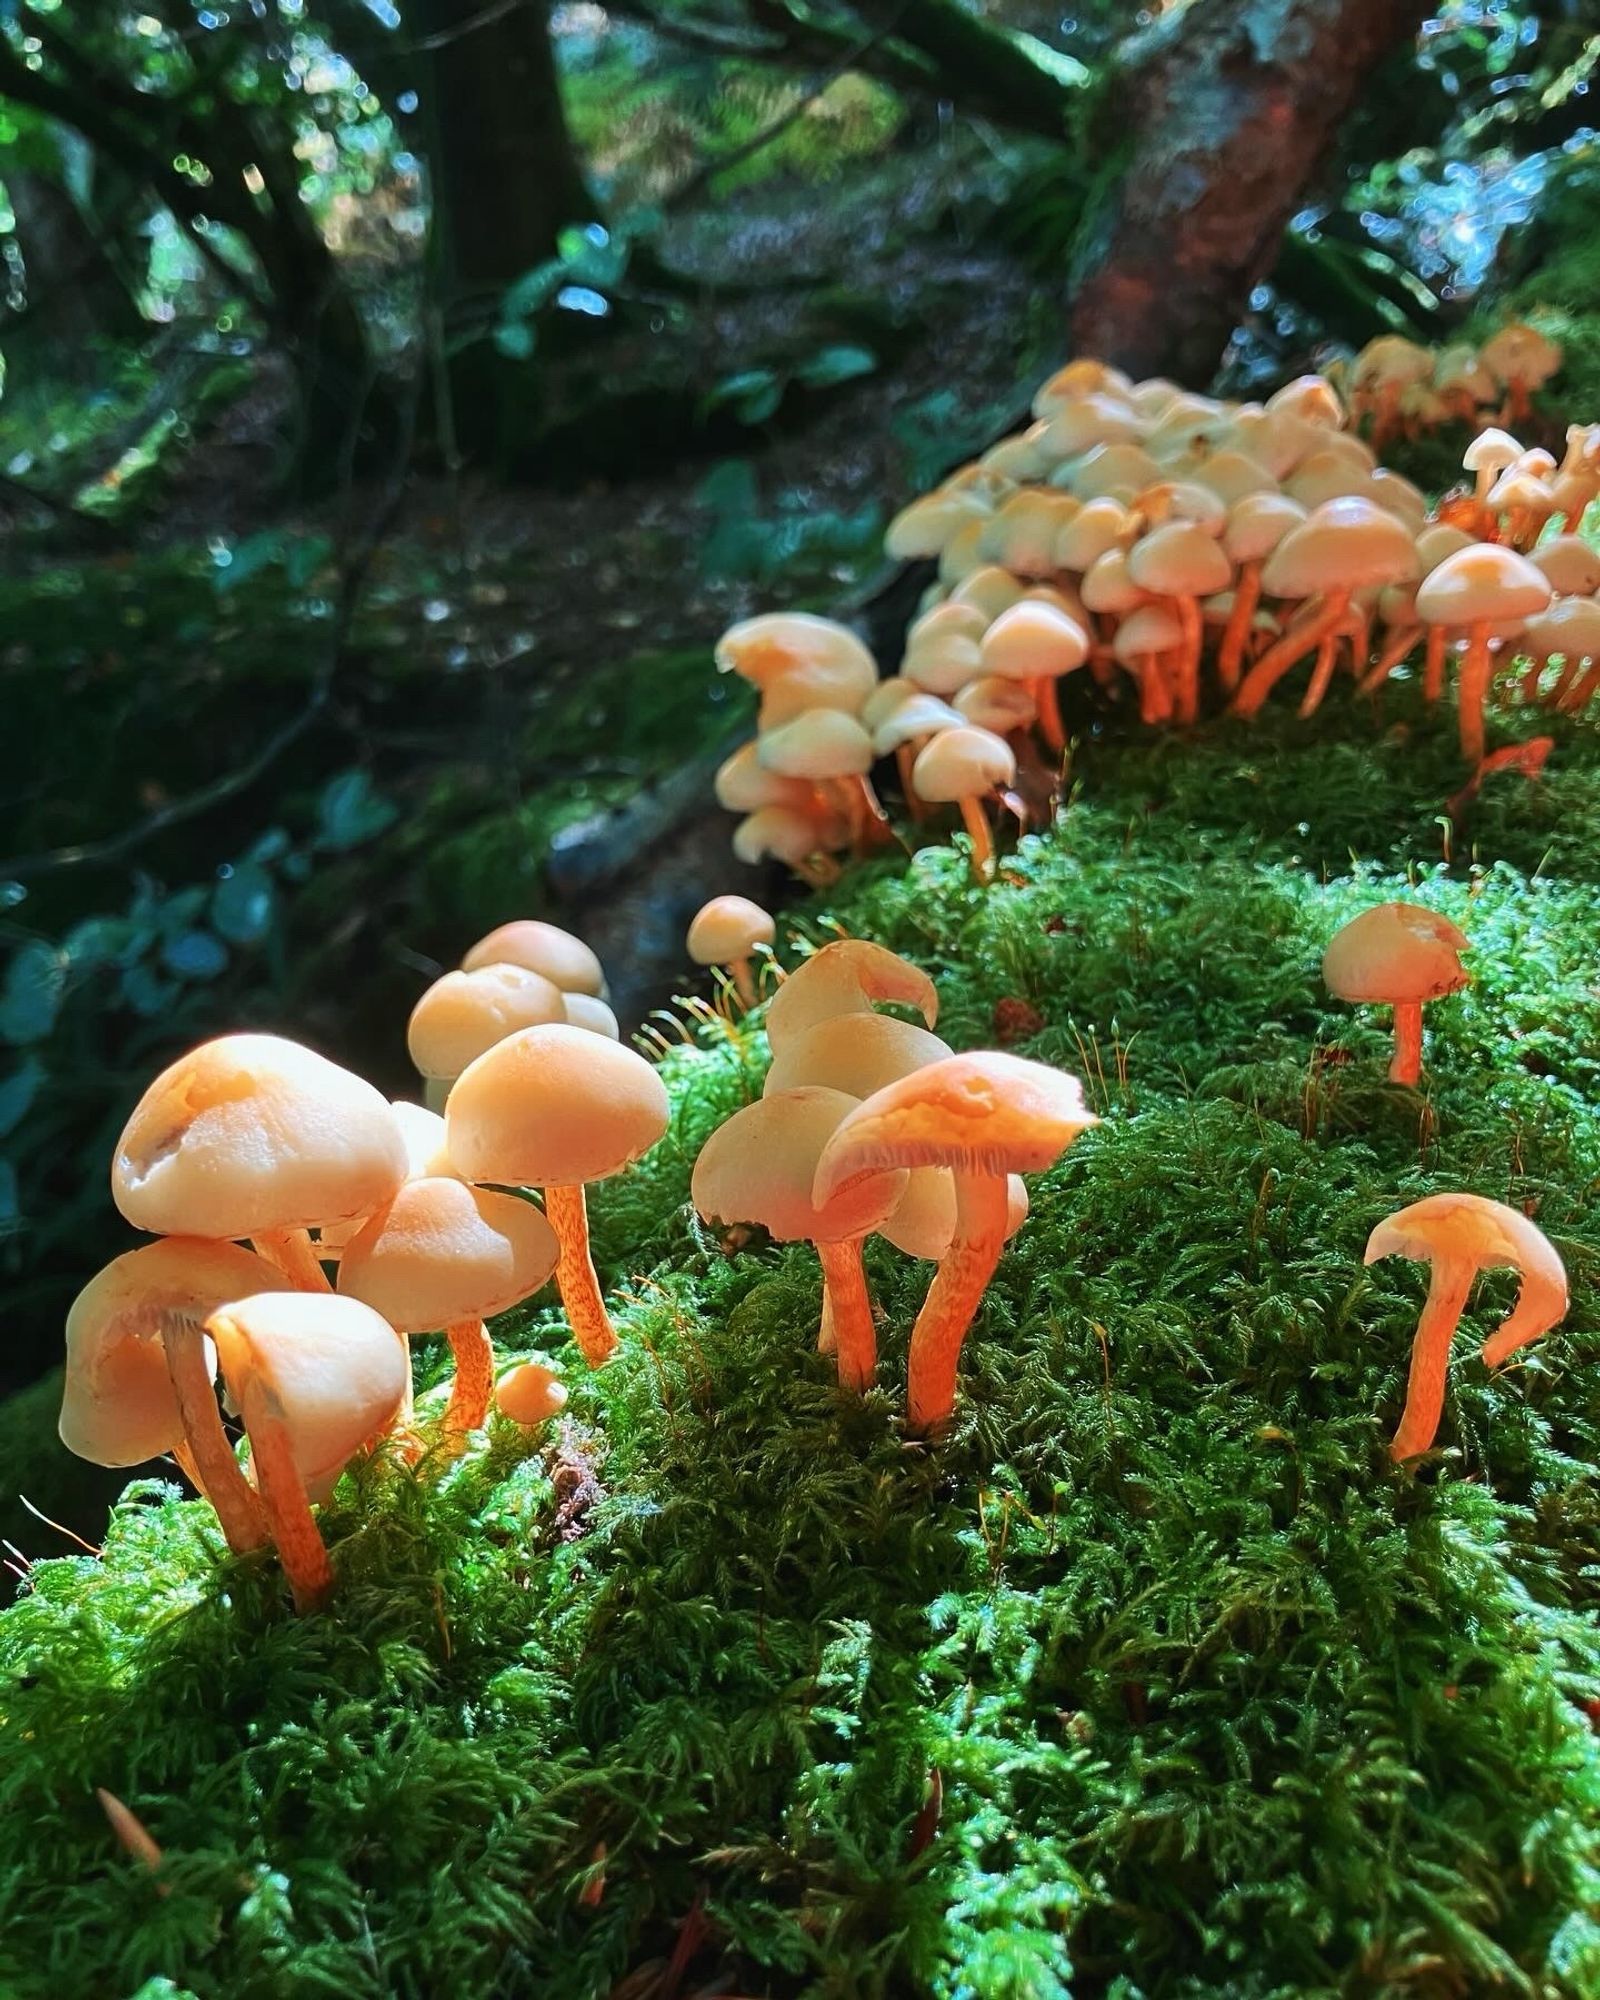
{"left": 795, "top": 344, "right": 877, "bottom": 389}
{"left": 0, "top": 943, "right": 65, "bottom": 1045}
{"left": 0, "top": 1057, "right": 43, "bottom": 1137}
{"left": 161, "top": 929, "right": 228, "bottom": 980}
{"left": 211, "top": 863, "right": 276, "bottom": 945}
{"left": 315, "top": 769, "right": 398, "bottom": 852}
{"left": 493, "top": 321, "right": 537, "bottom": 362}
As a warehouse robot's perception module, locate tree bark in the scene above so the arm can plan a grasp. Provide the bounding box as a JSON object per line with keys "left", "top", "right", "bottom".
{"left": 4, "top": 166, "right": 142, "bottom": 350}
{"left": 1069, "top": 0, "right": 1428, "bottom": 385}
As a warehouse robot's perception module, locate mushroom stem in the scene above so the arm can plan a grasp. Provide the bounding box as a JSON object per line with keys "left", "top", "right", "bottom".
{"left": 443, "top": 1317, "right": 495, "bottom": 1432}
{"left": 1216, "top": 562, "right": 1261, "bottom": 693}
{"left": 957, "top": 797, "right": 995, "bottom": 884}
{"left": 160, "top": 1312, "right": 270, "bottom": 1554}
{"left": 1172, "top": 596, "right": 1201, "bottom": 724}
{"left": 816, "top": 1237, "right": 876, "bottom": 1391}
{"left": 817, "top": 1288, "right": 836, "bottom": 1355}
{"left": 1135, "top": 655, "right": 1172, "bottom": 724}
{"left": 1422, "top": 626, "right": 1448, "bottom": 703}
{"left": 1359, "top": 624, "right": 1422, "bottom": 695}
{"left": 729, "top": 954, "right": 758, "bottom": 1009}
{"left": 236, "top": 1370, "right": 336, "bottom": 1612}
{"left": 1457, "top": 619, "right": 1493, "bottom": 766}
{"left": 1031, "top": 675, "right": 1066, "bottom": 754}
{"left": 895, "top": 744, "right": 929, "bottom": 822}
{"left": 1231, "top": 591, "right": 1349, "bottom": 718}
{"left": 1390, "top": 1259, "right": 1475, "bottom": 1461}
{"left": 252, "top": 1228, "right": 333, "bottom": 1293}
{"left": 542, "top": 1183, "right": 620, "bottom": 1367}
{"left": 1390, "top": 1000, "right": 1424, "bottom": 1087}
{"left": 1297, "top": 631, "right": 1340, "bottom": 718}
{"left": 170, "top": 1438, "right": 209, "bottom": 1500}
{"left": 905, "top": 1171, "right": 1010, "bottom": 1435}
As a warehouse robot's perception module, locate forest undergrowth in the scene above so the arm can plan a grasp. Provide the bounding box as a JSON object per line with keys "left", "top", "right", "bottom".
{"left": 4, "top": 685, "right": 1600, "bottom": 1998}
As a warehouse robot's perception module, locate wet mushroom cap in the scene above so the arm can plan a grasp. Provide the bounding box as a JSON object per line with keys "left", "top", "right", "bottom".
{"left": 912, "top": 726, "right": 1016, "bottom": 803}
{"left": 814, "top": 1051, "right": 1099, "bottom": 1203}
{"left": 764, "top": 1013, "right": 952, "bottom": 1100}
{"left": 445, "top": 1023, "right": 670, "bottom": 1188}
{"left": 1414, "top": 545, "right": 1553, "bottom": 626}
{"left": 337, "top": 1177, "right": 561, "bottom": 1332}
{"left": 1322, "top": 903, "right": 1470, "bottom": 1005}
{"left": 692, "top": 1086, "right": 907, "bottom": 1244}
{"left": 60, "top": 1237, "right": 284, "bottom": 1466}
{"left": 764, "top": 938, "right": 938, "bottom": 1049}
{"left": 407, "top": 964, "right": 567, "bottom": 1082}
{"left": 1364, "top": 1191, "right": 1566, "bottom": 1297}
{"left": 461, "top": 920, "right": 606, "bottom": 997}
{"left": 112, "top": 1033, "right": 409, "bottom": 1241}
{"left": 687, "top": 895, "right": 777, "bottom": 968}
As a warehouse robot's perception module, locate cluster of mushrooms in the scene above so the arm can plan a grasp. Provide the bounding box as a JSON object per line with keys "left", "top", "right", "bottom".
{"left": 1336, "top": 323, "right": 1563, "bottom": 443}
{"left": 715, "top": 345, "right": 1600, "bottom": 886}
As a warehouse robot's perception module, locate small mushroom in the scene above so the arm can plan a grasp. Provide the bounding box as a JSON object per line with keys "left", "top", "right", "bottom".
{"left": 112, "top": 1034, "right": 408, "bottom": 1293}
{"left": 764, "top": 938, "right": 937, "bottom": 1051}
{"left": 1364, "top": 1193, "right": 1568, "bottom": 1461}
{"left": 407, "top": 964, "right": 567, "bottom": 1097}
{"left": 1323, "top": 903, "right": 1469, "bottom": 1087}
{"left": 1413, "top": 545, "right": 1552, "bottom": 765}
{"left": 764, "top": 1013, "right": 952, "bottom": 1099}
{"left": 462, "top": 920, "right": 606, "bottom": 998}
{"left": 692, "top": 1086, "right": 908, "bottom": 1391}
{"left": 338, "top": 1178, "right": 561, "bottom": 1433}
{"left": 758, "top": 710, "right": 888, "bottom": 853}
{"left": 563, "top": 993, "right": 621, "bottom": 1038}
{"left": 445, "top": 1025, "right": 670, "bottom": 1367}
{"left": 495, "top": 1361, "right": 568, "bottom": 1427}
{"left": 716, "top": 612, "right": 877, "bottom": 700}
{"left": 911, "top": 726, "right": 1017, "bottom": 884}
{"left": 978, "top": 600, "right": 1089, "bottom": 754}
{"left": 687, "top": 894, "right": 776, "bottom": 1008}
{"left": 203, "top": 1292, "right": 409, "bottom": 1611}
{"left": 813, "top": 1053, "right": 1098, "bottom": 1433}
{"left": 1125, "top": 521, "right": 1232, "bottom": 724}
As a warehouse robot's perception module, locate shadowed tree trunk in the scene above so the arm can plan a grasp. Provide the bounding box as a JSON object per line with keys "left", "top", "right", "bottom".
{"left": 1068, "top": 0, "right": 1429, "bottom": 384}
{"left": 4, "top": 166, "right": 142, "bottom": 351}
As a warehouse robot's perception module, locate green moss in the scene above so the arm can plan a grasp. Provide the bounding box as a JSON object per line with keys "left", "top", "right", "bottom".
{"left": 6, "top": 691, "right": 1600, "bottom": 1996}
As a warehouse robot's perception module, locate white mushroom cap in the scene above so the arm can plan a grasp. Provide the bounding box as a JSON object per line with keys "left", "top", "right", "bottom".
{"left": 1323, "top": 903, "right": 1470, "bottom": 1005}
{"left": 462, "top": 920, "right": 605, "bottom": 996}
{"left": 408, "top": 964, "right": 567, "bottom": 1082}
{"left": 911, "top": 726, "right": 1016, "bottom": 803}
{"left": 758, "top": 710, "right": 874, "bottom": 781}
{"left": 692, "top": 1086, "right": 907, "bottom": 1245}
{"left": 980, "top": 602, "right": 1090, "bottom": 683}
{"left": 338, "top": 1178, "right": 560, "bottom": 1333}
{"left": 763, "top": 1012, "right": 952, "bottom": 1099}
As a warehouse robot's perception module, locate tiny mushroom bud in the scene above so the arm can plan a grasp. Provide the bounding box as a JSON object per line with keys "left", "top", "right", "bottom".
{"left": 113, "top": 1033, "right": 407, "bottom": 1295}
{"left": 339, "top": 1177, "right": 560, "bottom": 1433}
{"left": 912, "top": 726, "right": 1017, "bottom": 884}
{"left": 764, "top": 937, "right": 937, "bottom": 1051}
{"left": 688, "top": 894, "right": 777, "bottom": 1008}
{"left": 445, "top": 1026, "right": 670, "bottom": 1367}
{"left": 495, "top": 1361, "right": 568, "bottom": 1427}
{"left": 462, "top": 920, "right": 606, "bottom": 998}
{"left": 203, "top": 1293, "right": 409, "bottom": 1611}
{"left": 693, "top": 1086, "right": 908, "bottom": 1391}
{"left": 1365, "top": 1193, "right": 1568, "bottom": 1461}
{"left": 1323, "top": 902, "right": 1469, "bottom": 1087}
{"left": 813, "top": 1053, "right": 1098, "bottom": 1433}
{"left": 408, "top": 964, "right": 567, "bottom": 1092}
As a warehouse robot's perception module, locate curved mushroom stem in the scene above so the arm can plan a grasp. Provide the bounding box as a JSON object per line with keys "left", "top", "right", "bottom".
{"left": 443, "top": 1317, "right": 495, "bottom": 1432}
{"left": 1031, "top": 675, "right": 1066, "bottom": 754}
{"left": 1135, "top": 655, "right": 1172, "bottom": 725}
{"left": 1216, "top": 563, "right": 1261, "bottom": 693}
{"left": 816, "top": 1237, "right": 876, "bottom": 1391}
{"left": 905, "top": 1171, "right": 1010, "bottom": 1435}
{"left": 1231, "top": 590, "right": 1350, "bottom": 718}
{"left": 1456, "top": 619, "right": 1493, "bottom": 766}
{"left": 957, "top": 797, "right": 995, "bottom": 884}
{"left": 251, "top": 1229, "right": 333, "bottom": 1293}
{"left": 160, "top": 1312, "right": 270, "bottom": 1554}
{"left": 896, "top": 743, "right": 930, "bottom": 822}
{"left": 542, "top": 1182, "right": 619, "bottom": 1367}
{"left": 840, "top": 774, "right": 892, "bottom": 855}
{"left": 1297, "top": 631, "right": 1340, "bottom": 719}
{"left": 1422, "top": 627, "right": 1448, "bottom": 704}
{"left": 1359, "top": 624, "right": 1422, "bottom": 696}
{"left": 1390, "top": 1258, "right": 1475, "bottom": 1461}
{"left": 1481, "top": 1268, "right": 1566, "bottom": 1370}
{"left": 235, "top": 1369, "right": 335, "bottom": 1612}
{"left": 1389, "top": 1000, "right": 1425, "bottom": 1087}
{"left": 729, "top": 955, "right": 757, "bottom": 1009}
{"left": 1172, "top": 595, "right": 1201, "bottom": 724}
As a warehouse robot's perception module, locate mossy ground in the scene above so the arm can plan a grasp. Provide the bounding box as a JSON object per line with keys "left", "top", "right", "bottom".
{"left": 6, "top": 682, "right": 1600, "bottom": 1998}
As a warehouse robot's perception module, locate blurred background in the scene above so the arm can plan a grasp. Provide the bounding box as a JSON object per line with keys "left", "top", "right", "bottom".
{"left": 2, "top": 0, "right": 1598, "bottom": 1545}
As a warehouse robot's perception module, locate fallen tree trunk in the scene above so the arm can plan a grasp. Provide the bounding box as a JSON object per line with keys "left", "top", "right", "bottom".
{"left": 1068, "top": 0, "right": 1429, "bottom": 384}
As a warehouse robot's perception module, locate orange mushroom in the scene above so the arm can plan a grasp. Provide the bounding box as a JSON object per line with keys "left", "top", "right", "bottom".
{"left": 687, "top": 894, "right": 776, "bottom": 1008}
{"left": 1323, "top": 903, "right": 1469, "bottom": 1087}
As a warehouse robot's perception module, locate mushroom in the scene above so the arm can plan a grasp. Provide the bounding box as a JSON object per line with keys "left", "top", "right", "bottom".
{"left": 1479, "top": 323, "right": 1562, "bottom": 426}
{"left": 563, "top": 993, "right": 621, "bottom": 1038}
{"left": 1364, "top": 1193, "right": 1568, "bottom": 1461}
{"left": 731, "top": 802, "right": 849, "bottom": 887}
{"left": 692, "top": 1086, "right": 908, "bottom": 1391}
{"left": 764, "top": 1012, "right": 952, "bottom": 1099}
{"left": 408, "top": 963, "right": 566, "bottom": 1098}
{"left": 462, "top": 920, "right": 606, "bottom": 998}
{"left": 1413, "top": 546, "right": 1552, "bottom": 765}
{"left": 1323, "top": 903, "right": 1469, "bottom": 1087}
{"left": 60, "top": 1237, "right": 285, "bottom": 1552}
{"left": 112, "top": 1034, "right": 408, "bottom": 1294}
{"left": 1216, "top": 493, "right": 1306, "bottom": 693}
{"left": 1530, "top": 534, "right": 1600, "bottom": 598}
{"left": 495, "top": 1361, "right": 568, "bottom": 1427}
{"left": 338, "top": 1177, "right": 561, "bottom": 1433}
{"left": 882, "top": 1169, "right": 1029, "bottom": 1262}
{"left": 978, "top": 600, "right": 1089, "bottom": 754}
{"left": 444, "top": 1025, "right": 670, "bottom": 1367}
{"left": 813, "top": 1052, "right": 1098, "bottom": 1433}
{"left": 911, "top": 726, "right": 1017, "bottom": 884}
{"left": 758, "top": 710, "right": 888, "bottom": 853}
{"left": 202, "top": 1292, "right": 409, "bottom": 1610}
{"left": 1125, "top": 521, "right": 1232, "bottom": 722}
{"left": 716, "top": 612, "right": 877, "bottom": 701}
{"left": 1110, "top": 602, "right": 1183, "bottom": 724}
{"left": 902, "top": 603, "right": 988, "bottom": 697}
{"left": 713, "top": 741, "right": 817, "bottom": 817}
{"left": 687, "top": 894, "right": 776, "bottom": 1008}
{"left": 870, "top": 692, "right": 964, "bottom": 815}
{"left": 764, "top": 937, "right": 937, "bottom": 1050}
{"left": 316, "top": 1099, "right": 457, "bottom": 1260}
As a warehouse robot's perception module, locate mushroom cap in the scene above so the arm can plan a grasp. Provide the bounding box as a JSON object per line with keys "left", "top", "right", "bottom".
{"left": 337, "top": 1177, "right": 560, "bottom": 1332}
{"left": 692, "top": 1086, "right": 907, "bottom": 1245}
{"left": 1414, "top": 545, "right": 1553, "bottom": 628}
{"left": 1032, "top": 358, "right": 1133, "bottom": 413}
{"left": 1353, "top": 335, "right": 1433, "bottom": 389}
{"left": 495, "top": 1361, "right": 568, "bottom": 1426}
{"left": 949, "top": 566, "right": 1027, "bottom": 621}
{"left": 408, "top": 964, "right": 567, "bottom": 1082}
{"left": 713, "top": 741, "right": 814, "bottom": 814}
{"left": 764, "top": 1012, "right": 952, "bottom": 1100}
{"left": 1127, "top": 520, "right": 1232, "bottom": 597}
{"left": 758, "top": 659, "right": 878, "bottom": 728}
{"left": 758, "top": 710, "right": 874, "bottom": 781}
{"left": 955, "top": 676, "right": 1037, "bottom": 733}
{"left": 861, "top": 674, "right": 934, "bottom": 731}
{"left": 113, "top": 1033, "right": 409, "bottom": 1242}
{"left": 1186, "top": 449, "right": 1279, "bottom": 507}
{"left": 204, "top": 1292, "right": 408, "bottom": 1502}
{"left": 881, "top": 1167, "right": 1029, "bottom": 1260}
{"left": 1133, "top": 480, "right": 1227, "bottom": 536}
{"left": 1080, "top": 548, "right": 1145, "bottom": 615}
{"left": 563, "top": 992, "right": 621, "bottom": 1039}
{"left": 461, "top": 920, "right": 605, "bottom": 997}
{"left": 715, "top": 612, "right": 876, "bottom": 688}
{"left": 871, "top": 695, "right": 963, "bottom": 754}
{"left": 60, "top": 1238, "right": 283, "bottom": 1466}
{"left": 1260, "top": 498, "right": 1420, "bottom": 598}
{"left": 980, "top": 601, "right": 1090, "bottom": 683}
{"left": 1526, "top": 596, "right": 1600, "bottom": 659}
{"left": 1265, "top": 375, "right": 1344, "bottom": 426}
{"left": 1415, "top": 522, "right": 1477, "bottom": 572}
{"left": 317, "top": 1101, "right": 458, "bottom": 1257}
{"left": 732, "top": 803, "right": 846, "bottom": 868}
{"left": 445, "top": 1023, "right": 670, "bottom": 1188}
{"left": 885, "top": 488, "right": 990, "bottom": 560}
{"left": 1055, "top": 497, "right": 1135, "bottom": 572}
{"left": 1065, "top": 442, "right": 1163, "bottom": 503}
{"left": 1112, "top": 603, "right": 1184, "bottom": 661}
{"left": 1479, "top": 322, "right": 1562, "bottom": 390}
{"left": 1322, "top": 902, "right": 1470, "bottom": 1005}
{"left": 1365, "top": 1191, "right": 1558, "bottom": 1277}
{"left": 912, "top": 726, "right": 1016, "bottom": 803}
{"left": 1462, "top": 427, "right": 1523, "bottom": 477}
{"left": 764, "top": 938, "right": 938, "bottom": 1050}
{"left": 813, "top": 1051, "right": 1098, "bottom": 1205}
{"left": 1223, "top": 492, "right": 1306, "bottom": 564}
{"left": 903, "top": 613, "right": 986, "bottom": 696}
{"left": 1531, "top": 535, "right": 1600, "bottom": 597}
{"left": 1035, "top": 394, "right": 1144, "bottom": 462}
{"left": 687, "top": 894, "right": 776, "bottom": 967}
